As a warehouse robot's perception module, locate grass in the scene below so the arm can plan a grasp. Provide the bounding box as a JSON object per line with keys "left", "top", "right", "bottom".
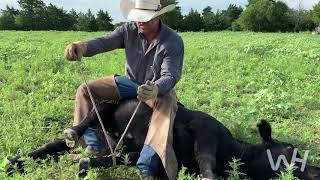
{"left": 0, "top": 30, "right": 319, "bottom": 179}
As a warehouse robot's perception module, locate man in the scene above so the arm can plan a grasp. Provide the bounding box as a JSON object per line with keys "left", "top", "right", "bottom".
{"left": 64, "top": 0, "right": 184, "bottom": 179}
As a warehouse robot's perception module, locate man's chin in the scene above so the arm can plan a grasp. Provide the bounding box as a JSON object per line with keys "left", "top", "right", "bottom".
{"left": 139, "top": 29, "right": 151, "bottom": 34}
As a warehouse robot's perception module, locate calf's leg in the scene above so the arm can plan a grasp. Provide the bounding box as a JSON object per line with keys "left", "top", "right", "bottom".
{"left": 28, "top": 139, "right": 70, "bottom": 159}
{"left": 194, "top": 135, "right": 218, "bottom": 180}
{"left": 7, "top": 139, "right": 70, "bottom": 175}
{"left": 64, "top": 101, "right": 116, "bottom": 148}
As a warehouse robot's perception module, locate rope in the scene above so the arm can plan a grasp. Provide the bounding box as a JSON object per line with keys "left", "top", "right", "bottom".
{"left": 76, "top": 61, "right": 117, "bottom": 166}
{"left": 114, "top": 66, "right": 157, "bottom": 153}
{"left": 77, "top": 57, "right": 156, "bottom": 166}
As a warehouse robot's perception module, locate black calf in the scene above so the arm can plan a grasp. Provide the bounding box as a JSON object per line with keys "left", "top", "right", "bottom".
{"left": 6, "top": 99, "right": 320, "bottom": 180}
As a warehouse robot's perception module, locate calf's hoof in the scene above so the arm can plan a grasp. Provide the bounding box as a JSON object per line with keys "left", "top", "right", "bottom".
{"left": 198, "top": 174, "right": 218, "bottom": 180}
{"left": 78, "top": 157, "right": 90, "bottom": 177}
{"left": 64, "top": 128, "right": 79, "bottom": 148}
{"left": 6, "top": 156, "right": 25, "bottom": 176}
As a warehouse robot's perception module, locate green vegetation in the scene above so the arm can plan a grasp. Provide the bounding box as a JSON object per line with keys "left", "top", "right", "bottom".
{"left": 0, "top": 31, "right": 319, "bottom": 179}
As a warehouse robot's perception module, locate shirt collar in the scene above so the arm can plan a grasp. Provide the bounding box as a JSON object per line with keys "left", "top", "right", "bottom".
{"left": 158, "top": 21, "right": 168, "bottom": 42}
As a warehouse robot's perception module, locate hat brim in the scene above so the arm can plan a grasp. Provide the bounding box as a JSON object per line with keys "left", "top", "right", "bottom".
{"left": 120, "top": 0, "right": 175, "bottom": 22}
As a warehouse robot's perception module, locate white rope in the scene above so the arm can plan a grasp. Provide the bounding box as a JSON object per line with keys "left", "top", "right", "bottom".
{"left": 77, "top": 59, "right": 156, "bottom": 166}
{"left": 114, "top": 66, "right": 157, "bottom": 153}
{"left": 77, "top": 61, "right": 117, "bottom": 166}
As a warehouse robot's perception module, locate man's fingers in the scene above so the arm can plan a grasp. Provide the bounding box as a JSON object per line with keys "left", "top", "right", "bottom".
{"left": 137, "top": 94, "right": 149, "bottom": 102}
{"left": 75, "top": 47, "right": 81, "bottom": 60}
{"left": 137, "top": 96, "right": 146, "bottom": 102}
{"left": 137, "top": 94, "right": 144, "bottom": 101}
{"left": 137, "top": 86, "right": 152, "bottom": 93}
{"left": 140, "top": 84, "right": 153, "bottom": 91}
{"left": 64, "top": 49, "right": 69, "bottom": 60}
{"left": 137, "top": 81, "right": 157, "bottom": 103}
{"left": 65, "top": 41, "right": 86, "bottom": 61}
{"left": 138, "top": 88, "right": 153, "bottom": 96}
{"left": 67, "top": 45, "right": 73, "bottom": 60}
{"left": 75, "top": 46, "right": 84, "bottom": 60}
{"left": 69, "top": 45, "right": 77, "bottom": 60}
{"left": 146, "top": 80, "right": 154, "bottom": 86}
{"left": 140, "top": 91, "right": 153, "bottom": 97}
{"left": 137, "top": 89, "right": 152, "bottom": 97}
{"left": 137, "top": 90, "right": 151, "bottom": 99}
{"left": 65, "top": 44, "right": 72, "bottom": 60}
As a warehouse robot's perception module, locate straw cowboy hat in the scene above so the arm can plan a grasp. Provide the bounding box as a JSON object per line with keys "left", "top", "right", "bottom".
{"left": 120, "top": 0, "right": 175, "bottom": 22}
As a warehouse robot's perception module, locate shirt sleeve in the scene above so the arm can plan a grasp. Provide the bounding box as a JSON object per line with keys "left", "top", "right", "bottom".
{"left": 84, "top": 25, "right": 125, "bottom": 57}
{"left": 154, "top": 40, "right": 184, "bottom": 95}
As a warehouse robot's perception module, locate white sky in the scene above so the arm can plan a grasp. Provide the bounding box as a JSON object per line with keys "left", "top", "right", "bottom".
{"left": 0, "top": 0, "right": 319, "bottom": 23}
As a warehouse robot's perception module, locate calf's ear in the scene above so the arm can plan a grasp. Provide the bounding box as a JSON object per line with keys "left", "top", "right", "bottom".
{"left": 257, "top": 120, "right": 272, "bottom": 143}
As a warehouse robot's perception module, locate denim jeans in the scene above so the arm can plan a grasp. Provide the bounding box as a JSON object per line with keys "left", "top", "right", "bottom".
{"left": 136, "top": 144, "right": 161, "bottom": 176}
{"left": 83, "top": 76, "right": 160, "bottom": 175}
{"left": 83, "top": 127, "right": 102, "bottom": 150}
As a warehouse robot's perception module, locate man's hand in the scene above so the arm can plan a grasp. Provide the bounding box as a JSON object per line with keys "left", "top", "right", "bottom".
{"left": 64, "top": 41, "right": 87, "bottom": 61}
{"left": 137, "top": 80, "right": 158, "bottom": 102}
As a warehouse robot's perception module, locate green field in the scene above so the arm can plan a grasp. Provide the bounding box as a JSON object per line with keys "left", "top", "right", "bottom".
{"left": 0, "top": 31, "right": 319, "bottom": 179}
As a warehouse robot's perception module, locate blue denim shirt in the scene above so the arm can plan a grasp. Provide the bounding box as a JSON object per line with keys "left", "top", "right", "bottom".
{"left": 84, "top": 22, "right": 184, "bottom": 95}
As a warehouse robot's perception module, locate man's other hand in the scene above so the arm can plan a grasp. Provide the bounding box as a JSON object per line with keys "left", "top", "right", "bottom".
{"left": 137, "top": 80, "right": 158, "bottom": 102}
{"left": 64, "top": 41, "right": 87, "bottom": 61}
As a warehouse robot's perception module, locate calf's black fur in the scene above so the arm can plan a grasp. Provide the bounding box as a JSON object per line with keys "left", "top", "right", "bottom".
{"left": 7, "top": 99, "right": 320, "bottom": 179}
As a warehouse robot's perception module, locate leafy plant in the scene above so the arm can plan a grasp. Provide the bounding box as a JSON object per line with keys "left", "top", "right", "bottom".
{"left": 226, "top": 159, "right": 247, "bottom": 180}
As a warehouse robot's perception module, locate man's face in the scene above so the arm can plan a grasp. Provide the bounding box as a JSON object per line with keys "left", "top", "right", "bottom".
{"left": 136, "top": 17, "right": 160, "bottom": 34}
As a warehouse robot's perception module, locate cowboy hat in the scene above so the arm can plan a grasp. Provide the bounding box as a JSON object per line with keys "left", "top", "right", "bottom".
{"left": 120, "top": 0, "right": 175, "bottom": 22}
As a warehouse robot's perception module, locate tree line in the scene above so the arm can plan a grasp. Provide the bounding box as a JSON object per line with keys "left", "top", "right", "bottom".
{"left": 1, "top": 0, "right": 320, "bottom": 32}
{"left": 163, "top": 0, "right": 320, "bottom": 32}
{"left": 0, "top": 0, "right": 114, "bottom": 31}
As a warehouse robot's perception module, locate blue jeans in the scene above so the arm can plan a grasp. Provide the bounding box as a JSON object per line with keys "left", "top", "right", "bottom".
{"left": 83, "top": 76, "right": 160, "bottom": 175}
{"left": 84, "top": 76, "right": 138, "bottom": 148}
{"left": 83, "top": 127, "right": 103, "bottom": 149}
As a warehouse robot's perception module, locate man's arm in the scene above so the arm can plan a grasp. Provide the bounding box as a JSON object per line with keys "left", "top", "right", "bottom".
{"left": 84, "top": 25, "right": 125, "bottom": 57}
{"left": 154, "top": 41, "right": 184, "bottom": 95}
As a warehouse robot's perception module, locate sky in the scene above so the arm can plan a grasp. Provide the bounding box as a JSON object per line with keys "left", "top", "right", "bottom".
{"left": 0, "top": 0, "right": 319, "bottom": 23}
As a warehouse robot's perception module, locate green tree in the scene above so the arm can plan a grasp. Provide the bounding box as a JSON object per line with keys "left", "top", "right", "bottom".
{"left": 201, "top": 5, "right": 242, "bottom": 32}
{"left": 289, "top": 9, "right": 315, "bottom": 32}
{"left": 238, "top": 0, "right": 291, "bottom": 32}
{"left": 0, "top": 6, "right": 19, "bottom": 30}
{"left": 96, "top": 10, "right": 114, "bottom": 31}
{"left": 160, "top": 0, "right": 183, "bottom": 30}
{"left": 46, "top": 4, "right": 76, "bottom": 30}
{"left": 221, "top": 4, "right": 243, "bottom": 30}
{"left": 17, "top": 0, "right": 47, "bottom": 30}
{"left": 202, "top": 6, "right": 216, "bottom": 31}
{"left": 76, "top": 9, "right": 98, "bottom": 32}
{"left": 270, "top": 1, "right": 291, "bottom": 31}
{"left": 312, "top": 1, "right": 320, "bottom": 26}
{"left": 211, "top": 10, "right": 229, "bottom": 31}
{"left": 68, "top": 9, "right": 79, "bottom": 30}
{"left": 181, "top": 9, "right": 203, "bottom": 31}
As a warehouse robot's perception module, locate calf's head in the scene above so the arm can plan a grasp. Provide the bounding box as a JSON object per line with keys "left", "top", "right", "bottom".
{"left": 245, "top": 120, "right": 320, "bottom": 180}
